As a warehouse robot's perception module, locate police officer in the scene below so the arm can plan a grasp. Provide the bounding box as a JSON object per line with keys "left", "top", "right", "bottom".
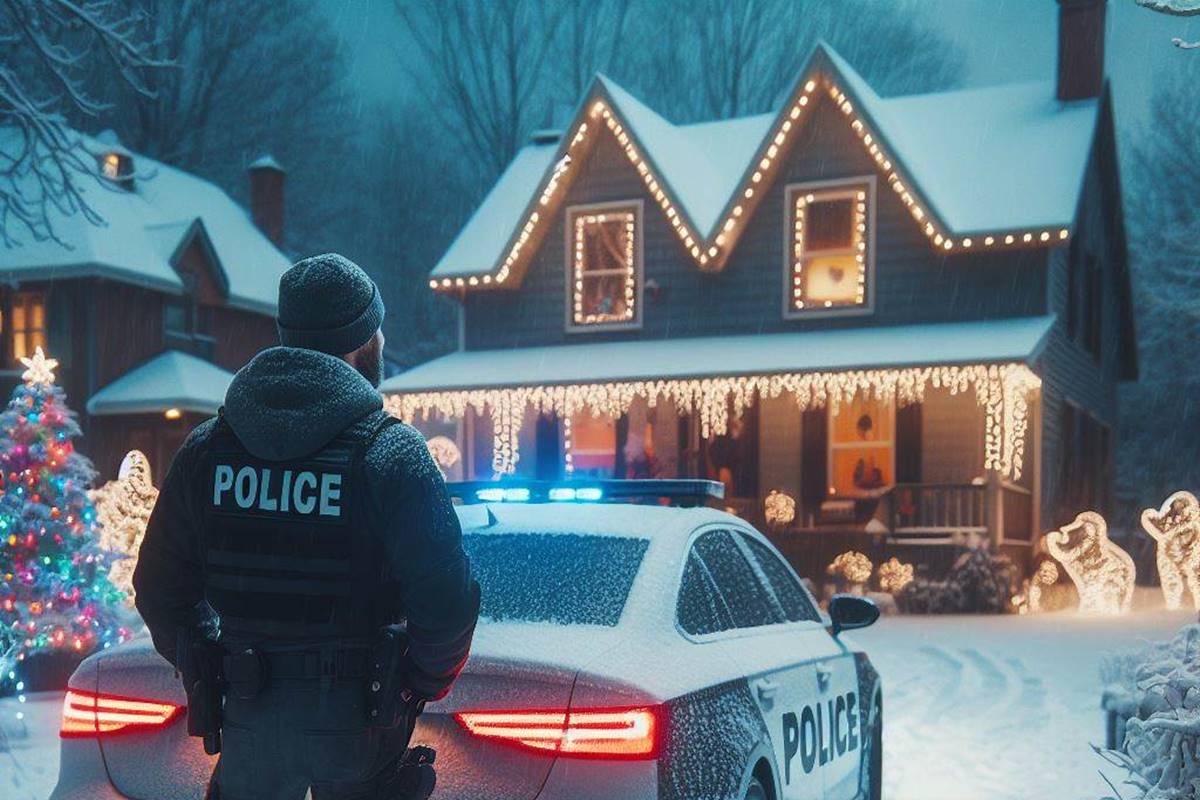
{"left": 133, "top": 254, "right": 480, "bottom": 799}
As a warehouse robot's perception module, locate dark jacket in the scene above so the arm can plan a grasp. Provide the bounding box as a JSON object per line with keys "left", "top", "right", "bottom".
{"left": 132, "top": 347, "right": 479, "bottom": 699}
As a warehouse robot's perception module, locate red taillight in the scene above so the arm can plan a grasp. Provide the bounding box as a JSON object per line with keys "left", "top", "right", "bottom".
{"left": 60, "top": 689, "right": 184, "bottom": 738}
{"left": 455, "top": 706, "right": 659, "bottom": 759}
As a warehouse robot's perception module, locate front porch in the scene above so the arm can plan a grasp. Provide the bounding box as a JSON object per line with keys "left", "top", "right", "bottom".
{"left": 380, "top": 318, "right": 1053, "bottom": 582}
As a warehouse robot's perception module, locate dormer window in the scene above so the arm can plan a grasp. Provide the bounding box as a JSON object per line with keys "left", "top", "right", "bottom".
{"left": 785, "top": 177, "right": 875, "bottom": 317}
{"left": 566, "top": 201, "right": 642, "bottom": 331}
{"left": 98, "top": 151, "right": 134, "bottom": 190}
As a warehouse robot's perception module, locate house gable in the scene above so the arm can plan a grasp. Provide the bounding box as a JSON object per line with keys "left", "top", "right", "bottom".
{"left": 463, "top": 92, "right": 1052, "bottom": 351}
{"left": 433, "top": 42, "right": 1095, "bottom": 292}
{"left": 168, "top": 219, "right": 230, "bottom": 304}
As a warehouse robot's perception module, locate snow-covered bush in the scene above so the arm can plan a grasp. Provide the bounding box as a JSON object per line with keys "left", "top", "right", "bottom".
{"left": 897, "top": 547, "right": 1017, "bottom": 614}
{"left": 1098, "top": 625, "right": 1200, "bottom": 799}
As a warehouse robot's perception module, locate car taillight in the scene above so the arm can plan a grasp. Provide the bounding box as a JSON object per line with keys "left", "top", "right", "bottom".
{"left": 60, "top": 689, "right": 184, "bottom": 738}
{"left": 455, "top": 706, "right": 659, "bottom": 759}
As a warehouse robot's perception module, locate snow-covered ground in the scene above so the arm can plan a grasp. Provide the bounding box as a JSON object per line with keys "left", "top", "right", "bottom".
{"left": 855, "top": 588, "right": 1193, "bottom": 800}
{"left": 0, "top": 591, "right": 1191, "bottom": 800}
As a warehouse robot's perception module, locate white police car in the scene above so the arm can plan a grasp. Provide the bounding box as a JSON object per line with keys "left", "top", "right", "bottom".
{"left": 51, "top": 479, "right": 882, "bottom": 800}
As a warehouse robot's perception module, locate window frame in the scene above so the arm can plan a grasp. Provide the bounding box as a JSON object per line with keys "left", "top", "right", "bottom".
{"left": 564, "top": 199, "right": 644, "bottom": 333}
{"left": 10, "top": 291, "right": 47, "bottom": 365}
{"left": 827, "top": 392, "right": 896, "bottom": 498}
{"left": 782, "top": 175, "right": 876, "bottom": 320}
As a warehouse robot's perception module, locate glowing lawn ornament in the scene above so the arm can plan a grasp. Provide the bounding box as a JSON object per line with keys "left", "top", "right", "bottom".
{"left": 828, "top": 551, "right": 873, "bottom": 586}
{"left": 764, "top": 490, "right": 796, "bottom": 528}
{"left": 877, "top": 557, "right": 914, "bottom": 595}
{"left": 1140, "top": 491, "right": 1200, "bottom": 611}
{"left": 90, "top": 451, "right": 159, "bottom": 606}
{"left": 424, "top": 435, "right": 461, "bottom": 479}
{"left": 1045, "top": 512, "right": 1135, "bottom": 615}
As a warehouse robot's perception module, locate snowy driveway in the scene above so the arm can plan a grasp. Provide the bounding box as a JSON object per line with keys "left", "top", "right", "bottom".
{"left": 0, "top": 600, "right": 1193, "bottom": 800}
{"left": 855, "top": 599, "right": 1193, "bottom": 800}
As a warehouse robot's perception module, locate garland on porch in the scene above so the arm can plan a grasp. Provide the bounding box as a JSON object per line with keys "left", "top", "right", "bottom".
{"left": 383, "top": 363, "right": 1041, "bottom": 481}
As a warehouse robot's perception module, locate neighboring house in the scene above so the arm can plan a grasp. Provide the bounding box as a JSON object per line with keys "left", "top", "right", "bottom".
{"left": 382, "top": 0, "right": 1134, "bottom": 580}
{"left": 0, "top": 130, "right": 289, "bottom": 481}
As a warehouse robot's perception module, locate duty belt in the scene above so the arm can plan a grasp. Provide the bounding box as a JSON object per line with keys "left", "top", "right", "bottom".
{"left": 225, "top": 648, "right": 371, "bottom": 682}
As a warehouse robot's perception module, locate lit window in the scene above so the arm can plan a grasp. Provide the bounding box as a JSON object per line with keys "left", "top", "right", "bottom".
{"left": 828, "top": 393, "right": 894, "bottom": 497}
{"left": 567, "top": 203, "right": 641, "bottom": 330}
{"left": 12, "top": 292, "right": 46, "bottom": 362}
{"left": 786, "top": 179, "right": 873, "bottom": 315}
{"left": 567, "top": 411, "right": 617, "bottom": 477}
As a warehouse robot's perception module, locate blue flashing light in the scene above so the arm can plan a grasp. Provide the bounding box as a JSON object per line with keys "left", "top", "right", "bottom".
{"left": 548, "top": 487, "right": 576, "bottom": 502}
{"left": 575, "top": 487, "right": 604, "bottom": 501}
{"left": 502, "top": 488, "right": 531, "bottom": 503}
{"left": 475, "top": 488, "right": 504, "bottom": 503}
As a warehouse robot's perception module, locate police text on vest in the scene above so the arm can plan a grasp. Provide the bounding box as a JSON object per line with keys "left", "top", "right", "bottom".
{"left": 213, "top": 464, "right": 343, "bottom": 517}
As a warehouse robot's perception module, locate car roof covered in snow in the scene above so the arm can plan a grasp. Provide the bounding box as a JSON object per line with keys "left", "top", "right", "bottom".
{"left": 0, "top": 128, "right": 290, "bottom": 314}
{"left": 430, "top": 41, "right": 1100, "bottom": 279}
{"left": 456, "top": 501, "right": 731, "bottom": 541}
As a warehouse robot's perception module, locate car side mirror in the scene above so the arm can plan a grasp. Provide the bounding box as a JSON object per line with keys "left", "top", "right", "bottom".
{"left": 828, "top": 594, "right": 880, "bottom": 637}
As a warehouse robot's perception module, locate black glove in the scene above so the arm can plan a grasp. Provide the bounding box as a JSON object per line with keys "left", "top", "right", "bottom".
{"left": 376, "top": 746, "right": 436, "bottom": 800}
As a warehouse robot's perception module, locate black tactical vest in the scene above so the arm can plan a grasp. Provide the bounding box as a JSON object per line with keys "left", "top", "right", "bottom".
{"left": 199, "top": 410, "right": 398, "bottom": 642}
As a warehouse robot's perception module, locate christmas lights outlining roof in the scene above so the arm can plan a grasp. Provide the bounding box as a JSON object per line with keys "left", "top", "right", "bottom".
{"left": 430, "top": 42, "right": 1100, "bottom": 289}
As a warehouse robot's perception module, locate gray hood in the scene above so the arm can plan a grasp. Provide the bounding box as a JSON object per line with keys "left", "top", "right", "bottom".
{"left": 222, "top": 346, "right": 383, "bottom": 460}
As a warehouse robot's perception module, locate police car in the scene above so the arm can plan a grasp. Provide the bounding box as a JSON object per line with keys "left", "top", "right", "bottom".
{"left": 51, "top": 479, "right": 882, "bottom": 800}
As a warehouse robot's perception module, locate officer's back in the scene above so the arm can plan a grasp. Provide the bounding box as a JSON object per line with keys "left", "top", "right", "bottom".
{"left": 133, "top": 254, "right": 480, "bottom": 799}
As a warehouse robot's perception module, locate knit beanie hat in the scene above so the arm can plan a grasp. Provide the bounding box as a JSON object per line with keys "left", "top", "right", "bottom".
{"left": 276, "top": 253, "right": 384, "bottom": 355}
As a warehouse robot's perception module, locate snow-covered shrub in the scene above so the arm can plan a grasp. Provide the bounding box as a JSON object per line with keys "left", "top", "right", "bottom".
{"left": 1098, "top": 625, "right": 1200, "bottom": 799}
{"left": 897, "top": 547, "right": 1017, "bottom": 614}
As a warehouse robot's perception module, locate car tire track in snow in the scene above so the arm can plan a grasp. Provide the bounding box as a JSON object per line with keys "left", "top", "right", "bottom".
{"left": 917, "top": 644, "right": 965, "bottom": 721}
{"left": 1005, "top": 655, "right": 1047, "bottom": 710}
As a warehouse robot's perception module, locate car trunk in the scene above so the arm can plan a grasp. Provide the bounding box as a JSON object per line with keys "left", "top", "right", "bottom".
{"left": 90, "top": 626, "right": 620, "bottom": 800}
{"left": 89, "top": 638, "right": 215, "bottom": 800}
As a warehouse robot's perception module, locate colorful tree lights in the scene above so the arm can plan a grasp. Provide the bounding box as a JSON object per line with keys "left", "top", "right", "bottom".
{"left": 0, "top": 348, "right": 130, "bottom": 674}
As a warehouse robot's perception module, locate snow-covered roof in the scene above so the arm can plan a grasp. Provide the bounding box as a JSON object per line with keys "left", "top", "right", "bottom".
{"left": 382, "top": 316, "right": 1054, "bottom": 393}
{"left": 431, "top": 42, "right": 1099, "bottom": 283}
{"left": 86, "top": 349, "right": 233, "bottom": 416}
{"left": 0, "top": 129, "right": 290, "bottom": 314}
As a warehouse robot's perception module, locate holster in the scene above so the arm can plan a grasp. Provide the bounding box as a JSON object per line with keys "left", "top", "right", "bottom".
{"left": 368, "top": 625, "right": 425, "bottom": 735}
{"left": 177, "top": 628, "right": 225, "bottom": 755}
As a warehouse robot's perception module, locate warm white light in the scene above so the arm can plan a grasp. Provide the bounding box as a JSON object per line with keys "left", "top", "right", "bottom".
{"left": 827, "top": 551, "right": 873, "bottom": 586}
{"left": 1140, "top": 491, "right": 1200, "bottom": 611}
{"left": 877, "top": 557, "right": 914, "bottom": 595}
{"left": 163, "top": 408, "right": 182, "bottom": 420}
{"left": 90, "top": 451, "right": 158, "bottom": 606}
{"left": 764, "top": 490, "right": 796, "bottom": 528}
{"left": 1045, "top": 511, "right": 1135, "bottom": 615}
{"left": 385, "top": 363, "right": 1039, "bottom": 477}
{"left": 20, "top": 347, "right": 57, "bottom": 386}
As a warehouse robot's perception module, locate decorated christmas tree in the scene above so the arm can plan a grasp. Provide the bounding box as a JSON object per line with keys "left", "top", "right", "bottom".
{"left": 0, "top": 348, "right": 130, "bottom": 677}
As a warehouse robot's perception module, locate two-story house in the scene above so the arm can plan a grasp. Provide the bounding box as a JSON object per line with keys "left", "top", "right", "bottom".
{"left": 381, "top": 0, "right": 1134, "bottom": 580}
{"left": 0, "top": 129, "right": 289, "bottom": 480}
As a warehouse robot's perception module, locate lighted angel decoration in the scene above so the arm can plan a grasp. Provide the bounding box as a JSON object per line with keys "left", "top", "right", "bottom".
{"left": 1045, "top": 511, "right": 1135, "bottom": 615}
{"left": 1140, "top": 491, "right": 1200, "bottom": 611}
{"left": 90, "top": 450, "right": 159, "bottom": 606}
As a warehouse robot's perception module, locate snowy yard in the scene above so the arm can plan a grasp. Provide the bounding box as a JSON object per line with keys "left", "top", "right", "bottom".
{"left": 856, "top": 590, "right": 1193, "bottom": 800}
{"left": 0, "top": 594, "right": 1191, "bottom": 800}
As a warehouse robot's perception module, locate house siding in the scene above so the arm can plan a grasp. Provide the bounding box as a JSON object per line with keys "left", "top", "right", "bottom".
{"left": 464, "top": 97, "right": 1051, "bottom": 351}
{"left": 1038, "top": 124, "right": 1124, "bottom": 527}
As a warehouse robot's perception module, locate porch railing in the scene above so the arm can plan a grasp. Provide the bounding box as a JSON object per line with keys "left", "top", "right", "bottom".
{"left": 888, "top": 483, "right": 989, "bottom": 545}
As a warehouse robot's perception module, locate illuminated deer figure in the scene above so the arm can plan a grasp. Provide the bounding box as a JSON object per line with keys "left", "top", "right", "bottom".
{"left": 1046, "top": 512, "right": 1135, "bottom": 615}
{"left": 1141, "top": 491, "right": 1200, "bottom": 612}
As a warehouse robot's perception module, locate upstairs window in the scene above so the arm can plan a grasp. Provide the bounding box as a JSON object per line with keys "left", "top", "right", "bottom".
{"left": 566, "top": 202, "right": 642, "bottom": 331}
{"left": 785, "top": 178, "right": 874, "bottom": 317}
{"left": 11, "top": 292, "right": 46, "bottom": 362}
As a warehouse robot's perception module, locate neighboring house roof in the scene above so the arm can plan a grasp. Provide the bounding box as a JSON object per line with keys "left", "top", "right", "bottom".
{"left": 430, "top": 41, "right": 1100, "bottom": 286}
{"left": 87, "top": 349, "right": 233, "bottom": 416}
{"left": 0, "top": 129, "right": 289, "bottom": 314}
{"left": 380, "top": 316, "right": 1055, "bottom": 393}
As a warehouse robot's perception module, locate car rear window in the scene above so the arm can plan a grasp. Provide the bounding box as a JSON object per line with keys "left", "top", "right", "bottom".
{"left": 463, "top": 533, "right": 650, "bottom": 626}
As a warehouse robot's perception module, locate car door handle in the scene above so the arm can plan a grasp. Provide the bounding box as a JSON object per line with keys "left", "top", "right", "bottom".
{"left": 816, "top": 664, "right": 833, "bottom": 691}
{"left": 754, "top": 678, "right": 778, "bottom": 702}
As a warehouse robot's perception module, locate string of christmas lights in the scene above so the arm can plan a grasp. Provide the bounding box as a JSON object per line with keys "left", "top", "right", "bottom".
{"left": 384, "top": 362, "right": 1040, "bottom": 479}
{"left": 0, "top": 348, "right": 130, "bottom": 678}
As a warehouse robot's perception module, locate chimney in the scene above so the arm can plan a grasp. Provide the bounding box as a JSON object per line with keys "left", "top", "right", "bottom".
{"left": 1056, "top": 0, "right": 1107, "bottom": 101}
{"left": 248, "top": 155, "right": 285, "bottom": 247}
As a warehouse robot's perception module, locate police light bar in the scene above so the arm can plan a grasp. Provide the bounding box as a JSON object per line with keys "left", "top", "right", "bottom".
{"left": 447, "top": 479, "right": 724, "bottom": 507}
